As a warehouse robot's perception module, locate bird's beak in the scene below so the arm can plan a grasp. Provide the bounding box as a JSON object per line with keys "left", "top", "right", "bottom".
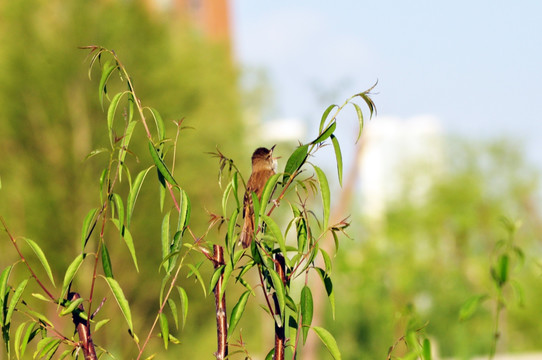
{"left": 270, "top": 144, "right": 276, "bottom": 152}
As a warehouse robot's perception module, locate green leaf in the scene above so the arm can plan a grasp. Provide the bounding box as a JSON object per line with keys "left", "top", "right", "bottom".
{"left": 81, "top": 208, "right": 98, "bottom": 251}
{"left": 497, "top": 254, "right": 509, "bottom": 286}
{"left": 160, "top": 313, "right": 169, "bottom": 349}
{"left": 22, "top": 239, "right": 55, "bottom": 286}
{"left": 186, "top": 264, "right": 206, "bottom": 297}
{"left": 148, "top": 107, "right": 166, "bottom": 141}
{"left": 0, "top": 265, "right": 12, "bottom": 311}
{"left": 118, "top": 120, "right": 138, "bottom": 166}
{"left": 103, "top": 276, "right": 133, "bottom": 332}
{"left": 311, "top": 121, "right": 336, "bottom": 145}
{"left": 99, "top": 60, "right": 116, "bottom": 108}
{"left": 459, "top": 294, "right": 488, "bottom": 321}
{"left": 312, "top": 326, "right": 341, "bottom": 360}
{"left": 269, "top": 268, "right": 285, "bottom": 324}
{"left": 259, "top": 173, "right": 281, "bottom": 218}
{"left": 261, "top": 215, "right": 288, "bottom": 266}
{"left": 61, "top": 254, "right": 85, "bottom": 300}
{"left": 351, "top": 102, "right": 364, "bottom": 143}
{"left": 313, "top": 165, "right": 331, "bottom": 230}
{"left": 19, "top": 321, "right": 38, "bottom": 358}
{"left": 127, "top": 166, "right": 153, "bottom": 227}
{"left": 178, "top": 189, "right": 191, "bottom": 231}
{"left": 283, "top": 144, "right": 309, "bottom": 185}
{"left": 14, "top": 320, "right": 27, "bottom": 359}
{"left": 177, "top": 286, "right": 188, "bottom": 329}
{"left": 107, "top": 91, "right": 128, "bottom": 147}
{"left": 84, "top": 147, "right": 108, "bottom": 161}
{"left": 94, "top": 318, "right": 110, "bottom": 333}
{"left": 6, "top": 279, "right": 28, "bottom": 325}
{"left": 229, "top": 290, "right": 251, "bottom": 336}
{"left": 330, "top": 135, "right": 343, "bottom": 186}
{"left": 161, "top": 210, "right": 171, "bottom": 264}
{"left": 59, "top": 298, "right": 85, "bottom": 317}
{"left": 168, "top": 299, "right": 179, "bottom": 329}
{"left": 316, "top": 268, "right": 335, "bottom": 319}
{"left": 300, "top": 286, "right": 313, "bottom": 344}
{"left": 422, "top": 338, "right": 432, "bottom": 360}
{"left": 111, "top": 193, "right": 125, "bottom": 229}
{"left": 209, "top": 265, "right": 224, "bottom": 295}
{"left": 320, "top": 248, "right": 333, "bottom": 274}
{"left": 319, "top": 104, "right": 338, "bottom": 134}
{"left": 220, "top": 262, "right": 233, "bottom": 303}
{"left": 111, "top": 219, "right": 139, "bottom": 272}
{"left": 148, "top": 140, "right": 178, "bottom": 186}
{"left": 101, "top": 242, "right": 114, "bottom": 278}
{"left": 226, "top": 208, "right": 240, "bottom": 252}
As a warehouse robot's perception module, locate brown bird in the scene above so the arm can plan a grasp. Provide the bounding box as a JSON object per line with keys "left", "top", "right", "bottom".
{"left": 240, "top": 145, "right": 276, "bottom": 248}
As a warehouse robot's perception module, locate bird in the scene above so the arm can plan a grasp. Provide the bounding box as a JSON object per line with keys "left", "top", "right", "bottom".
{"left": 240, "top": 145, "right": 276, "bottom": 249}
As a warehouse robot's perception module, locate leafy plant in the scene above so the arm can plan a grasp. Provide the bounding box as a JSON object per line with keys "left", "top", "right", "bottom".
{"left": 0, "top": 46, "right": 376, "bottom": 359}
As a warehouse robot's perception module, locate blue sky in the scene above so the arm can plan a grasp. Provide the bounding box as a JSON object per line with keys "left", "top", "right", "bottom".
{"left": 231, "top": 1, "right": 542, "bottom": 169}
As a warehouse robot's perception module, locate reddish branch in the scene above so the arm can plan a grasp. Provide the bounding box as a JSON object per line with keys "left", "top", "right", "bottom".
{"left": 211, "top": 245, "right": 228, "bottom": 360}
{"left": 273, "top": 254, "right": 286, "bottom": 360}
{"left": 69, "top": 292, "right": 97, "bottom": 360}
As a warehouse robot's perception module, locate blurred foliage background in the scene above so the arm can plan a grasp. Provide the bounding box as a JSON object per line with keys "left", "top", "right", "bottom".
{"left": 1, "top": 0, "right": 542, "bottom": 359}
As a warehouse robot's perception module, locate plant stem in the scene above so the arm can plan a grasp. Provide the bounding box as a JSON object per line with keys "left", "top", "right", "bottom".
{"left": 212, "top": 245, "right": 228, "bottom": 360}
{"left": 273, "top": 254, "right": 286, "bottom": 360}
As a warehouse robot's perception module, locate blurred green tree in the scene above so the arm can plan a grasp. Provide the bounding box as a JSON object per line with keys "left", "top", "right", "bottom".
{"left": 331, "top": 139, "right": 542, "bottom": 359}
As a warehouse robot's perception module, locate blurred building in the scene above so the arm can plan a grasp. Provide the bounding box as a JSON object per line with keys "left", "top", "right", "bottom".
{"left": 359, "top": 115, "right": 445, "bottom": 220}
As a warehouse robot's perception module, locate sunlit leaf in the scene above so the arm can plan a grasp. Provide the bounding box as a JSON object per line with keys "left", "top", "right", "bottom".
{"left": 259, "top": 173, "right": 281, "bottom": 217}
{"left": 186, "top": 263, "right": 206, "bottom": 297}
{"left": 103, "top": 276, "right": 133, "bottom": 332}
{"left": 160, "top": 313, "right": 169, "bottom": 349}
{"left": 61, "top": 254, "right": 85, "bottom": 300}
{"left": 6, "top": 279, "right": 28, "bottom": 325}
{"left": 330, "top": 135, "right": 343, "bottom": 186}
{"left": 261, "top": 215, "right": 288, "bottom": 266}
{"left": 313, "top": 165, "right": 330, "bottom": 230}
{"left": 148, "top": 141, "right": 177, "bottom": 186}
{"left": 269, "top": 268, "right": 285, "bottom": 324}
{"left": 111, "top": 193, "right": 125, "bottom": 229}
{"left": 351, "top": 102, "right": 364, "bottom": 143}
{"left": 99, "top": 60, "right": 116, "bottom": 108}
{"left": 161, "top": 210, "right": 171, "bottom": 265}
{"left": 22, "top": 238, "right": 55, "bottom": 287}
{"left": 283, "top": 144, "right": 309, "bottom": 185}
{"left": 118, "top": 120, "right": 138, "bottom": 166}
{"left": 111, "top": 219, "right": 139, "bottom": 272}
{"left": 101, "top": 242, "right": 114, "bottom": 278}
{"left": 311, "top": 121, "right": 336, "bottom": 145}
{"left": 107, "top": 91, "right": 128, "bottom": 147}
{"left": 148, "top": 107, "right": 166, "bottom": 141}
{"left": 229, "top": 290, "right": 251, "bottom": 336}
{"left": 315, "top": 268, "right": 335, "bottom": 319}
{"left": 319, "top": 104, "right": 338, "bottom": 133}
{"left": 422, "top": 338, "right": 432, "bottom": 360}
{"left": 127, "top": 166, "right": 153, "bottom": 227}
{"left": 81, "top": 208, "right": 99, "bottom": 251}
{"left": 300, "top": 286, "right": 313, "bottom": 344}
{"left": 209, "top": 265, "right": 225, "bottom": 295}
{"left": 459, "top": 294, "right": 488, "bottom": 321}
{"left": 312, "top": 326, "right": 341, "bottom": 360}
{"left": 59, "top": 298, "right": 85, "bottom": 317}
{"left": 177, "top": 286, "right": 188, "bottom": 329}
{"left": 168, "top": 298, "right": 179, "bottom": 330}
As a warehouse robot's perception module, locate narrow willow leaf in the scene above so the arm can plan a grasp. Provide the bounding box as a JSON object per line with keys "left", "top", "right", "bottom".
{"left": 313, "top": 326, "right": 341, "bottom": 360}
{"left": 58, "top": 349, "right": 72, "bottom": 360}
{"left": 167, "top": 232, "right": 182, "bottom": 273}
{"left": 61, "top": 254, "right": 85, "bottom": 300}
{"left": 497, "top": 254, "right": 509, "bottom": 285}
{"left": 21, "top": 239, "right": 54, "bottom": 286}
{"left": 221, "top": 181, "right": 233, "bottom": 218}
{"left": 119, "top": 120, "right": 138, "bottom": 166}
{"left": 25, "top": 309, "right": 53, "bottom": 327}
{"left": 111, "top": 193, "right": 125, "bottom": 229}
{"left": 111, "top": 219, "right": 139, "bottom": 272}
{"left": 159, "top": 313, "right": 169, "bottom": 349}
{"left": 101, "top": 242, "right": 113, "bottom": 278}
{"left": 283, "top": 144, "right": 309, "bottom": 185}
{"left": 161, "top": 210, "right": 171, "bottom": 263}
{"left": 177, "top": 286, "right": 188, "bottom": 329}
{"left": 220, "top": 262, "right": 233, "bottom": 303}
{"left": 14, "top": 320, "right": 28, "bottom": 359}
{"left": 94, "top": 318, "right": 110, "bottom": 333}
{"left": 148, "top": 141, "right": 178, "bottom": 186}
{"left": 313, "top": 165, "right": 331, "bottom": 230}
{"left": 320, "top": 248, "right": 333, "bottom": 274}
{"left": 84, "top": 148, "right": 108, "bottom": 161}
{"left": 229, "top": 290, "right": 251, "bottom": 336}
{"left": 178, "top": 189, "right": 191, "bottom": 231}
{"left": 6, "top": 279, "right": 28, "bottom": 325}
{"left": 459, "top": 294, "right": 488, "bottom": 321}
{"left": 186, "top": 264, "right": 206, "bottom": 297}
{"left": 261, "top": 215, "right": 288, "bottom": 266}
{"left": 330, "top": 135, "right": 343, "bottom": 186}
{"left": 99, "top": 60, "right": 116, "bottom": 108}
{"left": 107, "top": 91, "right": 128, "bottom": 146}
{"left": 311, "top": 121, "right": 336, "bottom": 145}
{"left": 259, "top": 173, "right": 281, "bottom": 218}
{"left": 208, "top": 265, "right": 225, "bottom": 295}
{"left": 315, "top": 268, "right": 335, "bottom": 319}
{"left": 126, "top": 166, "right": 153, "bottom": 227}
{"left": 351, "top": 102, "right": 364, "bottom": 143}
{"left": 269, "top": 269, "right": 285, "bottom": 322}
{"left": 422, "top": 338, "right": 432, "bottom": 360}
{"left": 168, "top": 299, "right": 179, "bottom": 329}
{"left": 148, "top": 107, "right": 166, "bottom": 141}
{"left": 300, "top": 286, "right": 313, "bottom": 344}
{"left": 31, "top": 293, "right": 50, "bottom": 302}
{"left": 319, "top": 104, "right": 338, "bottom": 133}
{"left": 59, "top": 298, "right": 85, "bottom": 316}
{"left": 20, "top": 322, "right": 38, "bottom": 358}
{"left": 226, "top": 208, "right": 240, "bottom": 252}
{"left": 81, "top": 208, "right": 98, "bottom": 251}
{"left": 103, "top": 276, "right": 133, "bottom": 332}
